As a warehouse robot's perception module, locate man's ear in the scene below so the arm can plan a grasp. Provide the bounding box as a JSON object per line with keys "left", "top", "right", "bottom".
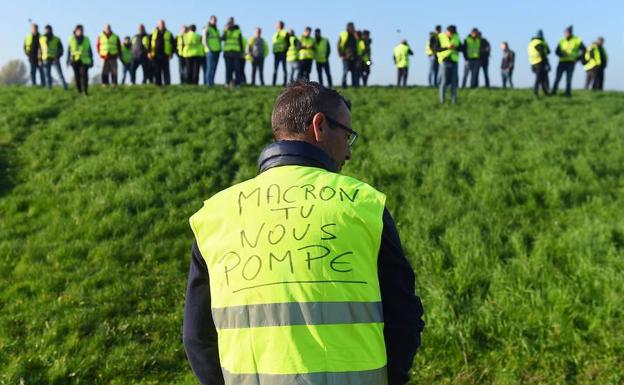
{"left": 311, "top": 112, "right": 325, "bottom": 142}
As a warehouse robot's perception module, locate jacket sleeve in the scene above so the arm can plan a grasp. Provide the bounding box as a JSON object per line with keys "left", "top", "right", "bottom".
{"left": 378, "top": 208, "right": 425, "bottom": 385}
{"left": 183, "top": 241, "right": 224, "bottom": 385}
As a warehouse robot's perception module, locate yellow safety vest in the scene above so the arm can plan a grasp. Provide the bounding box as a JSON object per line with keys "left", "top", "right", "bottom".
{"left": 176, "top": 34, "right": 184, "bottom": 56}
{"left": 298, "top": 35, "right": 315, "bottom": 60}
{"left": 528, "top": 38, "right": 549, "bottom": 65}
{"left": 339, "top": 31, "right": 349, "bottom": 52}
{"left": 584, "top": 44, "right": 603, "bottom": 71}
{"left": 272, "top": 29, "right": 288, "bottom": 54}
{"left": 425, "top": 40, "right": 433, "bottom": 56}
{"left": 558, "top": 36, "right": 582, "bottom": 62}
{"left": 393, "top": 43, "right": 410, "bottom": 68}
{"left": 436, "top": 33, "right": 461, "bottom": 64}
{"left": 286, "top": 36, "right": 299, "bottom": 62}
{"left": 315, "top": 37, "right": 329, "bottom": 63}
{"left": 465, "top": 36, "right": 481, "bottom": 59}
{"left": 69, "top": 36, "right": 92, "bottom": 65}
{"left": 24, "top": 34, "right": 37, "bottom": 56}
{"left": 205, "top": 26, "right": 222, "bottom": 53}
{"left": 99, "top": 32, "right": 119, "bottom": 56}
{"left": 151, "top": 29, "right": 173, "bottom": 57}
{"left": 358, "top": 39, "right": 370, "bottom": 63}
{"left": 40, "top": 35, "right": 60, "bottom": 60}
{"left": 224, "top": 28, "right": 242, "bottom": 53}
{"left": 190, "top": 165, "right": 388, "bottom": 385}
{"left": 120, "top": 44, "right": 132, "bottom": 64}
{"left": 247, "top": 36, "right": 269, "bottom": 58}
{"left": 183, "top": 31, "right": 205, "bottom": 58}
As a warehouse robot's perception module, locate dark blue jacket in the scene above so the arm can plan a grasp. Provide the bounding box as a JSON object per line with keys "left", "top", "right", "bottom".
{"left": 183, "top": 140, "right": 425, "bottom": 385}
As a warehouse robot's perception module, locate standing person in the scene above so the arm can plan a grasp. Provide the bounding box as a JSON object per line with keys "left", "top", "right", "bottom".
{"left": 24, "top": 23, "right": 45, "bottom": 86}
{"left": 222, "top": 17, "right": 244, "bottom": 87}
{"left": 479, "top": 31, "right": 491, "bottom": 88}
{"left": 584, "top": 37, "right": 607, "bottom": 90}
{"left": 338, "top": 22, "right": 359, "bottom": 87}
{"left": 358, "top": 30, "right": 372, "bottom": 86}
{"left": 286, "top": 29, "right": 300, "bottom": 83}
{"left": 248, "top": 27, "right": 269, "bottom": 86}
{"left": 176, "top": 26, "right": 187, "bottom": 84}
{"left": 500, "top": 42, "right": 515, "bottom": 89}
{"left": 437, "top": 25, "right": 461, "bottom": 104}
{"left": 131, "top": 24, "right": 151, "bottom": 84}
{"left": 314, "top": 28, "right": 332, "bottom": 87}
{"left": 272, "top": 21, "right": 289, "bottom": 86}
{"left": 40, "top": 25, "right": 68, "bottom": 90}
{"left": 297, "top": 27, "right": 315, "bottom": 81}
{"left": 426, "top": 25, "right": 442, "bottom": 86}
{"left": 183, "top": 25, "right": 205, "bottom": 84}
{"left": 528, "top": 30, "right": 550, "bottom": 97}
{"left": 461, "top": 28, "right": 480, "bottom": 88}
{"left": 203, "top": 16, "right": 221, "bottom": 86}
{"left": 120, "top": 36, "right": 133, "bottom": 85}
{"left": 240, "top": 36, "right": 248, "bottom": 85}
{"left": 393, "top": 39, "right": 412, "bottom": 87}
{"left": 183, "top": 80, "right": 425, "bottom": 385}
{"left": 150, "top": 19, "right": 175, "bottom": 86}
{"left": 67, "top": 24, "right": 93, "bottom": 95}
{"left": 97, "top": 24, "right": 121, "bottom": 86}
{"left": 552, "top": 26, "right": 585, "bottom": 97}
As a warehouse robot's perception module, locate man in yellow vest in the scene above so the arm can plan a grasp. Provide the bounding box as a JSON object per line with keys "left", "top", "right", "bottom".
{"left": 338, "top": 22, "right": 360, "bottom": 88}
{"left": 130, "top": 24, "right": 151, "bottom": 84}
{"left": 183, "top": 79, "right": 425, "bottom": 385}
{"left": 528, "top": 29, "right": 550, "bottom": 97}
{"left": 552, "top": 25, "right": 586, "bottom": 97}
{"left": 393, "top": 39, "right": 412, "bottom": 87}
{"left": 358, "top": 30, "right": 372, "bottom": 87}
{"left": 436, "top": 25, "right": 462, "bottom": 104}
{"left": 222, "top": 17, "right": 244, "bottom": 86}
{"left": 272, "top": 21, "right": 289, "bottom": 86}
{"left": 120, "top": 36, "right": 133, "bottom": 85}
{"left": 97, "top": 24, "right": 121, "bottom": 85}
{"left": 40, "top": 25, "right": 67, "bottom": 90}
{"left": 461, "top": 28, "right": 481, "bottom": 88}
{"left": 24, "top": 23, "right": 45, "bottom": 86}
{"left": 183, "top": 24, "right": 205, "bottom": 84}
{"left": 66, "top": 24, "right": 93, "bottom": 95}
{"left": 247, "top": 27, "right": 269, "bottom": 86}
{"left": 298, "top": 27, "right": 315, "bottom": 81}
{"left": 150, "top": 19, "right": 175, "bottom": 86}
{"left": 426, "top": 25, "right": 441, "bottom": 87}
{"left": 203, "top": 16, "right": 222, "bottom": 86}
{"left": 176, "top": 25, "right": 187, "bottom": 84}
{"left": 584, "top": 37, "right": 607, "bottom": 91}
{"left": 286, "top": 29, "right": 300, "bottom": 83}
{"left": 314, "top": 28, "right": 332, "bottom": 87}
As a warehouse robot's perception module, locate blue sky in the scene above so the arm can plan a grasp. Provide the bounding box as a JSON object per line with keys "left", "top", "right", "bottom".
{"left": 2, "top": 0, "right": 622, "bottom": 89}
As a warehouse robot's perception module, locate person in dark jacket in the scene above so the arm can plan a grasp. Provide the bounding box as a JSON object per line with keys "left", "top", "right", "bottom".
{"left": 338, "top": 22, "right": 360, "bottom": 88}
{"left": 552, "top": 25, "right": 586, "bottom": 97}
{"left": 23, "top": 23, "right": 45, "bottom": 86}
{"left": 183, "top": 80, "right": 425, "bottom": 385}
{"left": 131, "top": 24, "right": 151, "bottom": 84}
{"left": 40, "top": 24, "right": 68, "bottom": 90}
{"left": 529, "top": 29, "right": 550, "bottom": 97}
{"left": 500, "top": 41, "right": 515, "bottom": 88}
{"left": 427, "top": 25, "right": 442, "bottom": 86}
{"left": 479, "top": 31, "right": 491, "bottom": 88}
{"left": 150, "top": 19, "right": 175, "bottom": 86}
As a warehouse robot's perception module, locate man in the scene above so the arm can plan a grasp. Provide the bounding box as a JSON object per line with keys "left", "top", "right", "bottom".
{"left": 183, "top": 80, "right": 425, "bottom": 385}
{"left": 183, "top": 25, "right": 205, "bottom": 84}
{"left": 150, "top": 19, "right": 175, "bottom": 86}
{"left": 272, "top": 21, "right": 289, "bottom": 86}
{"left": 437, "top": 25, "right": 461, "bottom": 104}
{"left": 120, "top": 36, "right": 133, "bottom": 85}
{"left": 552, "top": 25, "right": 585, "bottom": 97}
{"left": 240, "top": 36, "right": 248, "bottom": 85}
{"left": 479, "top": 31, "right": 491, "bottom": 88}
{"left": 248, "top": 27, "right": 269, "bottom": 86}
{"left": 298, "top": 27, "right": 315, "bottom": 81}
{"left": 131, "top": 24, "right": 151, "bottom": 84}
{"left": 338, "top": 22, "right": 359, "bottom": 87}
{"left": 203, "top": 16, "right": 221, "bottom": 86}
{"left": 176, "top": 26, "right": 187, "bottom": 84}
{"left": 24, "top": 23, "right": 45, "bottom": 86}
{"left": 500, "top": 41, "right": 515, "bottom": 89}
{"left": 358, "top": 30, "right": 372, "bottom": 86}
{"left": 67, "top": 24, "right": 93, "bottom": 96}
{"left": 528, "top": 30, "right": 550, "bottom": 97}
{"left": 39, "top": 25, "right": 68, "bottom": 90}
{"left": 314, "top": 28, "right": 332, "bottom": 87}
{"left": 97, "top": 24, "right": 121, "bottom": 85}
{"left": 393, "top": 39, "right": 412, "bottom": 87}
{"left": 584, "top": 37, "right": 607, "bottom": 90}
{"left": 461, "top": 28, "right": 480, "bottom": 88}
{"left": 426, "top": 25, "right": 442, "bottom": 87}
{"left": 286, "top": 29, "right": 299, "bottom": 83}
{"left": 222, "top": 17, "right": 244, "bottom": 87}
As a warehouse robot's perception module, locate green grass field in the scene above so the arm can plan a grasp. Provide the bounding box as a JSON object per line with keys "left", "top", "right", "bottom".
{"left": 1, "top": 86, "right": 623, "bottom": 385}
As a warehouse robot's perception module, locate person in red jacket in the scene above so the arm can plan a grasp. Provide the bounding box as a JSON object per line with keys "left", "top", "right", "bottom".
{"left": 96, "top": 24, "right": 122, "bottom": 85}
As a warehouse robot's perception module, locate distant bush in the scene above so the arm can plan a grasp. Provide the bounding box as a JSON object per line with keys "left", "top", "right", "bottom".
{"left": 0, "top": 59, "right": 28, "bottom": 85}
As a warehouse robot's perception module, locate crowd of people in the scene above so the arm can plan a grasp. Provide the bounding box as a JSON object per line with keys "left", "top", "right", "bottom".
{"left": 23, "top": 19, "right": 608, "bottom": 101}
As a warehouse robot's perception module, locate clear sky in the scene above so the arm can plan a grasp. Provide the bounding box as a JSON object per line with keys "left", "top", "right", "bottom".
{"left": 2, "top": 0, "right": 622, "bottom": 89}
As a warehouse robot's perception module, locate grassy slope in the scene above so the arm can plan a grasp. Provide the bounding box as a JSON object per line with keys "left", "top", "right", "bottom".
{"left": 0, "top": 86, "right": 623, "bottom": 385}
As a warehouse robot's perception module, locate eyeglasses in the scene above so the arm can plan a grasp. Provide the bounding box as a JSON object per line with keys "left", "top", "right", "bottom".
{"left": 324, "top": 116, "right": 358, "bottom": 147}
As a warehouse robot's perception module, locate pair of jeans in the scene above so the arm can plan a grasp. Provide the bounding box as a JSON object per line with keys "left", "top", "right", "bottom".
{"left": 552, "top": 61, "right": 575, "bottom": 96}
{"left": 288, "top": 60, "right": 298, "bottom": 83}
{"left": 532, "top": 62, "right": 550, "bottom": 96}
{"left": 341, "top": 59, "right": 359, "bottom": 87}
{"left": 205, "top": 51, "right": 220, "bottom": 86}
{"left": 224, "top": 52, "right": 242, "bottom": 86}
{"left": 131, "top": 57, "right": 151, "bottom": 84}
{"left": 273, "top": 52, "right": 287, "bottom": 86}
{"left": 462, "top": 59, "right": 480, "bottom": 88}
{"left": 439, "top": 61, "right": 458, "bottom": 104}
{"left": 501, "top": 69, "right": 513, "bottom": 88}
{"left": 29, "top": 61, "right": 45, "bottom": 86}
{"left": 397, "top": 67, "right": 408, "bottom": 86}
{"left": 428, "top": 55, "right": 439, "bottom": 86}
{"left": 43, "top": 60, "right": 67, "bottom": 89}
{"left": 251, "top": 57, "right": 265, "bottom": 85}
{"left": 121, "top": 63, "right": 132, "bottom": 85}
{"left": 71, "top": 62, "right": 89, "bottom": 95}
{"left": 316, "top": 62, "right": 332, "bottom": 87}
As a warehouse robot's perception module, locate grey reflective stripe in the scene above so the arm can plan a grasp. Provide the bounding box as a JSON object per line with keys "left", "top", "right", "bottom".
{"left": 212, "top": 301, "right": 383, "bottom": 329}
{"left": 222, "top": 366, "right": 388, "bottom": 385}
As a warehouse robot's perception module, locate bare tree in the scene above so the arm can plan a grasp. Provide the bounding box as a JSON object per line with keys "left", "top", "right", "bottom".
{"left": 0, "top": 60, "right": 28, "bottom": 85}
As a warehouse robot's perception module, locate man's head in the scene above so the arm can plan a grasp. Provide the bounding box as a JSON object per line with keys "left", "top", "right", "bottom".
{"left": 104, "top": 24, "right": 112, "bottom": 34}
{"left": 31, "top": 23, "right": 38, "bottom": 34}
{"left": 271, "top": 81, "right": 354, "bottom": 171}
{"left": 536, "top": 29, "right": 544, "bottom": 40}
{"left": 400, "top": 38, "right": 407, "bottom": 45}
{"left": 255, "top": 27, "right": 262, "bottom": 38}
{"left": 138, "top": 24, "right": 146, "bottom": 34}
{"left": 363, "top": 30, "right": 370, "bottom": 39}
{"left": 315, "top": 28, "right": 321, "bottom": 39}
{"left": 435, "top": 25, "right": 442, "bottom": 33}
{"left": 180, "top": 25, "right": 187, "bottom": 34}
{"left": 303, "top": 27, "right": 311, "bottom": 37}
{"left": 158, "top": 19, "right": 166, "bottom": 31}
{"left": 209, "top": 15, "right": 217, "bottom": 26}
{"left": 74, "top": 24, "right": 84, "bottom": 37}
{"left": 346, "top": 22, "right": 355, "bottom": 33}
{"left": 446, "top": 25, "right": 456, "bottom": 37}
{"left": 124, "top": 36, "right": 131, "bottom": 45}
{"left": 500, "top": 41, "right": 508, "bottom": 51}
{"left": 597, "top": 37, "right": 604, "bottom": 46}
{"left": 276, "top": 20, "right": 284, "bottom": 30}
{"left": 44, "top": 25, "right": 52, "bottom": 35}
{"left": 470, "top": 28, "right": 478, "bottom": 38}
{"left": 189, "top": 24, "right": 196, "bottom": 32}
{"left": 564, "top": 25, "right": 573, "bottom": 38}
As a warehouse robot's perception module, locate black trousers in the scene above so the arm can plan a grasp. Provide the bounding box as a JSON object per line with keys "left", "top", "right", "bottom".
{"left": 360, "top": 63, "right": 370, "bottom": 86}
{"left": 397, "top": 67, "right": 408, "bottom": 87}
{"left": 186, "top": 57, "right": 202, "bottom": 84}
{"left": 481, "top": 58, "right": 490, "bottom": 88}
{"left": 273, "top": 52, "right": 287, "bottom": 86}
{"left": 224, "top": 52, "right": 242, "bottom": 86}
{"left": 593, "top": 67, "right": 604, "bottom": 90}
{"left": 178, "top": 56, "right": 187, "bottom": 84}
{"left": 316, "top": 62, "right": 332, "bottom": 87}
{"left": 298, "top": 59, "right": 313, "bottom": 80}
{"left": 71, "top": 62, "right": 89, "bottom": 95}
{"left": 532, "top": 62, "right": 550, "bottom": 96}
{"left": 131, "top": 57, "right": 151, "bottom": 84}
{"left": 153, "top": 56, "right": 171, "bottom": 86}
{"left": 552, "top": 61, "right": 575, "bottom": 96}
{"left": 251, "top": 57, "right": 265, "bottom": 86}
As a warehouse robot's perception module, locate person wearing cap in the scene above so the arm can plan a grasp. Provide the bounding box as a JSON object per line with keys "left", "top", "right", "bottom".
{"left": 528, "top": 29, "right": 550, "bottom": 97}
{"left": 24, "top": 23, "right": 45, "bottom": 86}
{"left": 426, "top": 25, "right": 442, "bottom": 87}
{"left": 437, "top": 25, "right": 462, "bottom": 104}
{"left": 584, "top": 37, "right": 607, "bottom": 91}
{"left": 461, "top": 28, "right": 481, "bottom": 88}
{"left": 393, "top": 39, "right": 412, "bottom": 87}
{"left": 552, "top": 25, "right": 585, "bottom": 97}
{"left": 39, "top": 24, "right": 68, "bottom": 90}
{"left": 500, "top": 42, "right": 515, "bottom": 89}
{"left": 120, "top": 36, "right": 133, "bottom": 85}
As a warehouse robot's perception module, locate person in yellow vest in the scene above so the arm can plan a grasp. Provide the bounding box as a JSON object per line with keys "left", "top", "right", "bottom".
{"left": 130, "top": 24, "right": 151, "bottom": 84}
{"left": 338, "top": 22, "right": 360, "bottom": 87}
{"left": 298, "top": 27, "right": 315, "bottom": 81}
{"left": 40, "top": 25, "right": 67, "bottom": 90}
{"left": 584, "top": 37, "right": 607, "bottom": 91}
{"left": 176, "top": 25, "right": 187, "bottom": 84}
{"left": 286, "top": 29, "right": 300, "bottom": 83}
{"left": 393, "top": 39, "right": 412, "bottom": 87}
{"left": 426, "top": 25, "right": 442, "bottom": 87}
{"left": 97, "top": 24, "right": 121, "bottom": 85}
{"left": 203, "top": 16, "right": 222, "bottom": 86}
{"left": 24, "top": 23, "right": 45, "bottom": 86}
{"left": 120, "top": 36, "right": 132, "bottom": 85}
{"left": 150, "top": 19, "right": 175, "bottom": 86}
{"left": 357, "top": 30, "right": 371, "bottom": 86}
{"left": 272, "top": 20, "right": 289, "bottom": 86}
{"left": 221, "top": 17, "right": 244, "bottom": 87}
{"left": 314, "top": 28, "right": 332, "bottom": 87}
{"left": 183, "top": 79, "right": 425, "bottom": 385}
{"left": 527, "top": 29, "right": 550, "bottom": 97}
{"left": 183, "top": 24, "right": 205, "bottom": 84}
{"left": 247, "top": 27, "right": 269, "bottom": 86}
{"left": 436, "top": 25, "right": 462, "bottom": 104}
{"left": 66, "top": 24, "right": 93, "bottom": 95}
{"left": 552, "top": 25, "right": 586, "bottom": 97}
{"left": 461, "top": 28, "right": 481, "bottom": 88}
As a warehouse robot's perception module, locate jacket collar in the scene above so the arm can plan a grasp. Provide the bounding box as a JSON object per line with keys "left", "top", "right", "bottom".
{"left": 257, "top": 140, "right": 337, "bottom": 173}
